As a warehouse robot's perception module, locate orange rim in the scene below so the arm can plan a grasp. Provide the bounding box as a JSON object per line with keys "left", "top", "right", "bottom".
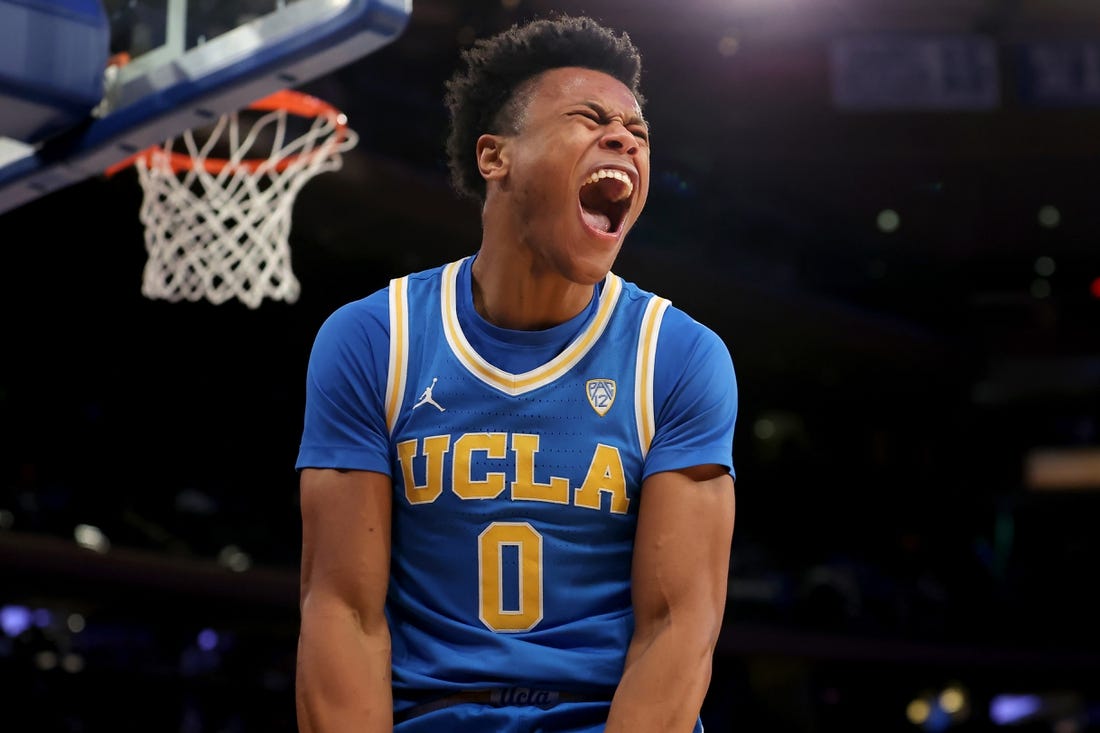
{"left": 104, "top": 90, "right": 350, "bottom": 177}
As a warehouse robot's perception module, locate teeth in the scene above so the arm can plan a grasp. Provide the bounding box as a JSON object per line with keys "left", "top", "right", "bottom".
{"left": 582, "top": 169, "right": 633, "bottom": 201}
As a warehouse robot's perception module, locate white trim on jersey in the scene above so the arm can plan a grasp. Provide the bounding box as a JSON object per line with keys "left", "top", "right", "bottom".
{"left": 385, "top": 275, "right": 410, "bottom": 435}
{"left": 635, "top": 296, "right": 670, "bottom": 458}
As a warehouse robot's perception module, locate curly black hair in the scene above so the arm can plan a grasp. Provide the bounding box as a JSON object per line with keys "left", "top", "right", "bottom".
{"left": 443, "top": 14, "right": 644, "bottom": 203}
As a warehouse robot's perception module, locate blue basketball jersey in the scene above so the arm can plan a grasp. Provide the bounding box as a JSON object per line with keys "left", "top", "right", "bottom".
{"left": 297, "top": 255, "right": 737, "bottom": 730}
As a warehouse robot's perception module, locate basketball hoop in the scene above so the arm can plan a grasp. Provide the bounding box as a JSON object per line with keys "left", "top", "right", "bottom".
{"left": 107, "top": 89, "right": 359, "bottom": 309}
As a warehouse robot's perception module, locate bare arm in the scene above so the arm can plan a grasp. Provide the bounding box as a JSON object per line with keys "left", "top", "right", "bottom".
{"left": 297, "top": 467, "right": 394, "bottom": 733}
{"left": 605, "top": 465, "right": 735, "bottom": 733}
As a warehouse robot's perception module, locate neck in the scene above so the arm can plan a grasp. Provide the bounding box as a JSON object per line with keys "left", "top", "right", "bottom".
{"left": 471, "top": 235, "right": 597, "bottom": 332}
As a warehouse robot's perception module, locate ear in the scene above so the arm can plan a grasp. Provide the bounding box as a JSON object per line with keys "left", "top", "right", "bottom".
{"left": 476, "top": 134, "right": 509, "bottom": 182}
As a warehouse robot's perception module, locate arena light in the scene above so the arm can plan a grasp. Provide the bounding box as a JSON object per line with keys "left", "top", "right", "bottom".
{"left": 60, "top": 653, "right": 85, "bottom": 673}
{"left": 906, "top": 685, "right": 972, "bottom": 730}
{"left": 990, "top": 692, "right": 1084, "bottom": 726}
{"left": 198, "top": 628, "right": 219, "bottom": 651}
{"left": 877, "top": 208, "right": 900, "bottom": 233}
{"left": 1025, "top": 446, "right": 1100, "bottom": 491}
{"left": 1034, "top": 256, "right": 1056, "bottom": 276}
{"left": 0, "top": 605, "right": 31, "bottom": 637}
{"left": 939, "top": 684, "right": 971, "bottom": 724}
{"left": 990, "top": 694, "right": 1042, "bottom": 725}
{"left": 1037, "top": 205, "right": 1061, "bottom": 229}
{"left": 218, "top": 544, "right": 252, "bottom": 572}
{"left": 74, "top": 523, "right": 110, "bottom": 553}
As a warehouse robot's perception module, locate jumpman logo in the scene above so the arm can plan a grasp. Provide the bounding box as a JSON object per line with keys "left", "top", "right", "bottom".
{"left": 413, "top": 377, "right": 446, "bottom": 411}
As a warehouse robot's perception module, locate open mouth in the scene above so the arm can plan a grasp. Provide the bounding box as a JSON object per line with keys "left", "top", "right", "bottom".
{"left": 579, "top": 168, "right": 633, "bottom": 235}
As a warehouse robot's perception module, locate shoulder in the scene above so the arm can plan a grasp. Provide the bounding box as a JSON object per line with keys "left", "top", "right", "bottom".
{"left": 612, "top": 273, "right": 733, "bottom": 368}
{"left": 315, "top": 287, "right": 391, "bottom": 343}
{"left": 661, "top": 306, "right": 731, "bottom": 363}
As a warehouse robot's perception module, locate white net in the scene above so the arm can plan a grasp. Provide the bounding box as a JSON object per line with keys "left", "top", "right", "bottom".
{"left": 132, "top": 91, "right": 359, "bottom": 309}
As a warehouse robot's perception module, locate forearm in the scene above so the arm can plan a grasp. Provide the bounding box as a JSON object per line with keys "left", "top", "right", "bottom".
{"left": 296, "top": 601, "right": 393, "bottom": 733}
{"left": 605, "top": 618, "right": 718, "bottom": 732}
{"left": 611, "top": 467, "right": 734, "bottom": 731}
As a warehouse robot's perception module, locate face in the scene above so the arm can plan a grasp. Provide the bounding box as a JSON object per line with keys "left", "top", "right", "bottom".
{"left": 480, "top": 66, "right": 651, "bottom": 285}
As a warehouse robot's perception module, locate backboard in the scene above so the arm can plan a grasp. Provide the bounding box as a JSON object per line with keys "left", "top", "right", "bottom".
{"left": 0, "top": 0, "right": 411, "bottom": 216}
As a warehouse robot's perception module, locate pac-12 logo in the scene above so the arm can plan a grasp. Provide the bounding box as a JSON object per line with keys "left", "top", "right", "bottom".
{"left": 585, "top": 378, "right": 616, "bottom": 416}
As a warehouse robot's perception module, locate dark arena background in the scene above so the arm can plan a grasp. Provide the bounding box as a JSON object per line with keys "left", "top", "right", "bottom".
{"left": 2, "top": 1, "right": 1100, "bottom": 731}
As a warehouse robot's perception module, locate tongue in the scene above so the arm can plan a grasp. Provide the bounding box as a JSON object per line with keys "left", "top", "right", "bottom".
{"left": 581, "top": 206, "right": 611, "bottom": 233}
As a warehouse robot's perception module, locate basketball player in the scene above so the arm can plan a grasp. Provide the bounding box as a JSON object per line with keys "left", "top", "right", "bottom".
{"left": 295, "top": 14, "right": 738, "bottom": 732}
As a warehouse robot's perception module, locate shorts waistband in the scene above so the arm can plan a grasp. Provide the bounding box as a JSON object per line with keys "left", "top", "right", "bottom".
{"left": 394, "top": 687, "right": 611, "bottom": 723}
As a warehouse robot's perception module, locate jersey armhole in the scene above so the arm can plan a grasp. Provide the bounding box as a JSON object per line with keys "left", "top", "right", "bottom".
{"left": 634, "top": 296, "right": 671, "bottom": 458}
{"left": 385, "top": 276, "right": 410, "bottom": 435}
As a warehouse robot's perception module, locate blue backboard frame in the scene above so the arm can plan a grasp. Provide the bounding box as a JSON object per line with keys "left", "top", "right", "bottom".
{"left": 0, "top": 0, "right": 411, "bottom": 216}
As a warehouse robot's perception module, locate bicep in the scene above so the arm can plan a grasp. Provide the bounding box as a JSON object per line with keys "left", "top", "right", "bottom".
{"left": 631, "top": 467, "right": 735, "bottom": 635}
{"left": 299, "top": 467, "right": 392, "bottom": 626}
